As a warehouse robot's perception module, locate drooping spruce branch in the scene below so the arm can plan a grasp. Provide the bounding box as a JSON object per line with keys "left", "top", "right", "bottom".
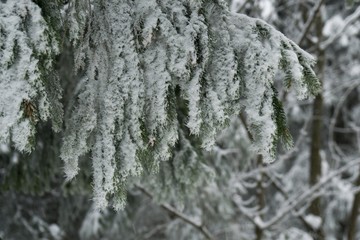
{"left": 0, "top": 0, "right": 62, "bottom": 152}
{"left": 0, "top": 0, "right": 320, "bottom": 209}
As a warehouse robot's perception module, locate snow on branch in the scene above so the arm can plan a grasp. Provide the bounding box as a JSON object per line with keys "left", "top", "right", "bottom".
{"left": 241, "top": 158, "right": 360, "bottom": 230}
{"left": 0, "top": 0, "right": 62, "bottom": 152}
{"left": 59, "top": 0, "right": 320, "bottom": 209}
{"left": 0, "top": 0, "right": 320, "bottom": 209}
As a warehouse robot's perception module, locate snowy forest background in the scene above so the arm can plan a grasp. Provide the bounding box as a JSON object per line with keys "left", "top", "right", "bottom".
{"left": 1, "top": 0, "right": 360, "bottom": 239}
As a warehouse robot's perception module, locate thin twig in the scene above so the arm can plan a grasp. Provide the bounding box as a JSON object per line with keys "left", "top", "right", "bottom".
{"left": 143, "top": 223, "right": 167, "bottom": 239}
{"left": 328, "top": 82, "right": 360, "bottom": 168}
{"left": 134, "top": 184, "right": 215, "bottom": 240}
{"left": 264, "top": 171, "right": 315, "bottom": 230}
{"left": 239, "top": 113, "right": 254, "bottom": 141}
{"left": 253, "top": 158, "right": 360, "bottom": 229}
{"left": 297, "top": 0, "right": 325, "bottom": 46}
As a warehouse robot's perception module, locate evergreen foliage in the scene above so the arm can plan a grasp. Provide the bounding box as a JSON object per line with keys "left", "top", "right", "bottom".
{"left": 0, "top": 0, "right": 62, "bottom": 152}
{"left": 0, "top": 0, "right": 320, "bottom": 209}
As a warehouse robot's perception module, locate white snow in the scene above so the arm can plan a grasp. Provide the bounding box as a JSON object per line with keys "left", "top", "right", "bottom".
{"left": 279, "top": 228, "right": 314, "bottom": 240}
{"left": 304, "top": 214, "right": 322, "bottom": 230}
{"left": 79, "top": 209, "right": 103, "bottom": 240}
{"left": 1, "top": 0, "right": 320, "bottom": 210}
{"left": 259, "top": 0, "right": 275, "bottom": 20}
{"left": 323, "top": 15, "right": 344, "bottom": 37}
{"left": 48, "top": 224, "right": 64, "bottom": 240}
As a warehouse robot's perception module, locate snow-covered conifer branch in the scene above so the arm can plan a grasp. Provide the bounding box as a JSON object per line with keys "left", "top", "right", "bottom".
{"left": 0, "top": 0, "right": 62, "bottom": 152}
{"left": 60, "top": 0, "right": 320, "bottom": 209}
{"left": 0, "top": 0, "right": 320, "bottom": 209}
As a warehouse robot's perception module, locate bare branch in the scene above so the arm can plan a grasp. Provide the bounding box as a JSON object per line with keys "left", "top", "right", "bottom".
{"left": 239, "top": 113, "right": 254, "bottom": 141}
{"left": 328, "top": 82, "right": 360, "bottom": 168}
{"left": 243, "top": 158, "right": 360, "bottom": 230}
{"left": 264, "top": 170, "right": 317, "bottom": 230}
{"left": 134, "top": 184, "right": 215, "bottom": 240}
{"left": 297, "top": 0, "right": 325, "bottom": 46}
{"left": 143, "top": 223, "right": 167, "bottom": 240}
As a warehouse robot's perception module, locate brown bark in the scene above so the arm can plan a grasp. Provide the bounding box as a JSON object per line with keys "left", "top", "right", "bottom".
{"left": 308, "top": 11, "right": 325, "bottom": 240}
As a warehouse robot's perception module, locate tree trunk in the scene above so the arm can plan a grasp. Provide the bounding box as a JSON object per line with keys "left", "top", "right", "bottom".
{"left": 309, "top": 10, "right": 325, "bottom": 240}
{"left": 347, "top": 167, "right": 360, "bottom": 240}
